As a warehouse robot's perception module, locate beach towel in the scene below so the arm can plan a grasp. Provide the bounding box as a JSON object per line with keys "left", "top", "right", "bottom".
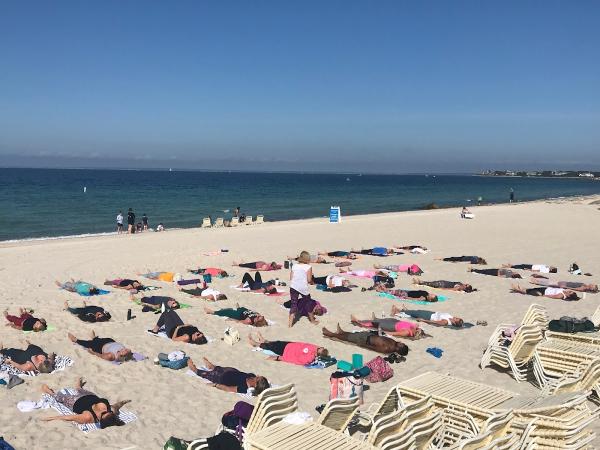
{"left": 73, "top": 344, "right": 146, "bottom": 364}
{"left": 21, "top": 389, "right": 137, "bottom": 432}
{"left": 23, "top": 324, "right": 57, "bottom": 334}
{"left": 79, "top": 289, "right": 110, "bottom": 297}
{"left": 377, "top": 292, "right": 448, "bottom": 305}
{"left": 0, "top": 354, "right": 74, "bottom": 377}
{"left": 146, "top": 329, "right": 215, "bottom": 344}
{"left": 184, "top": 368, "right": 256, "bottom": 400}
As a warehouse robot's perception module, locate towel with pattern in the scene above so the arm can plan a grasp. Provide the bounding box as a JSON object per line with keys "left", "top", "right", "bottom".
{"left": 0, "top": 354, "right": 74, "bottom": 376}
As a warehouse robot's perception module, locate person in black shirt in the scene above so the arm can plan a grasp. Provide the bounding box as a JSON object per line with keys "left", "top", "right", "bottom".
{"left": 4, "top": 308, "right": 47, "bottom": 331}
{"left": 142, "top": 213, "right": 149, "bottom": 231}
{"left": 127, "top": 208, "right": 135, "bottom": 234}
{"left": 149, "top": 310, "right": 207, "bottom": 345}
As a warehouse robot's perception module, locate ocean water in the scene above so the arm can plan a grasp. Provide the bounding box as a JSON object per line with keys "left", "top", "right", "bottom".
{"left": 1, "top": 168, "right": 599, "bottom": 242}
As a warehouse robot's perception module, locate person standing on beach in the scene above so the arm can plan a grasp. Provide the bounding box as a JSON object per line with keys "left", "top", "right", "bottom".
{"left": 288, "top": 251, "right": 314, "bottom": 328}
{"left": 510, "top": 188, "right": 515, "bottom": 203}
{"left": 142, "top": 213, "right": 149, "bottom": 231}
{"left": 234, "top": 207, "right": 240, "bottom": 218}
{"left": 116, "top": 211, "right": 124, "bottom": 234}
{"left": 127, "top": 208, "right": 135, "bottom": 234}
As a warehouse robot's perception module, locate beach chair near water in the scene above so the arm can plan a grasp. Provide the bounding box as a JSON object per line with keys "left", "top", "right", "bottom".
{"left": 255, "top": 215, "right": 264, "bottom": 225}
{"left": 229, "top": 217, "right": 240, "bottom": 227}
{"left": 200, "top": 217, "right": 212, "bottom": 228}
{"left": 245, "top": 216, "right": 254, "bottom": 225}
{"left": 213, "top": 217, "right": 224, "bottom": 228}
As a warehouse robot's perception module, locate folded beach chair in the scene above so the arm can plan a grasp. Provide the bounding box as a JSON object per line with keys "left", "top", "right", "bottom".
{"left": 450, "top": 411, "right": 513, "bottom": 449}
{"left": 316, "top": 397, "right": 360, "bottom": 433}
{"left": 213, "top": 217, "right": 224, "bottom": 228}
{"left": 480, "top": 324, "right": 544, "bottom": 382}
{"left": 230, "top": 217, "right": 240, "bottom": 227}
{"left": 359, "top": 385, "right": 403, "bottom": 427}
{"left": 434, "top": 408, "right": 480, "bottom": 448}
{"left": 200, "top": 217, "right": 212, "bottom": 228}
{"left": 254, "top": 215, "right": 264, "bottom": 225}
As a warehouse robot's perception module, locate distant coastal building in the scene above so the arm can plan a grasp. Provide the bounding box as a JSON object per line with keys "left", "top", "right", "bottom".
{"left": 579, "top": 172, "right": 595, "bottom": 178}
{"left": 480, "top": 170, "right": 598, "bottom": 178}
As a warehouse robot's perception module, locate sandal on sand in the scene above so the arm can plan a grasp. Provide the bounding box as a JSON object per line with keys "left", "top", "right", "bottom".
{"left": 476, "top": 320, "right": 488, "bottom": 326}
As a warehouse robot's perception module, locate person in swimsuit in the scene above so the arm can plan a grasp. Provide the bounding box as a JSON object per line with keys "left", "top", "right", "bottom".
{"left": 322, "top": 324, "right": 409, "bottom": 355}
{"left": 510, "top": 284, "right": 580, "bottom": 301}
{"left": 438, "top": 256, "right": 487, "bottom": 265}
{"left": 529, "top": 278, "right": 598, "bottom": 293}
{"left": 232, "top": 261, "right": 282, "bottom": 271}
{"left": 391, "top": 304, "right": 464, "bottom": 328}
{"left": 204, "top": 305, "right": 268, "bottom": 327}
{"left": 412, "top": 278, "right": 475, "bottom": 292}
{"left": 374, "top": 285, "right": 439, "bottom": 302}
{"left": 132, "top": 295, "right": 180, "bottom": 312}
{"left": 56, "top": 280, "right": 101, "bottom": 296}
{"left": 188, "top": 267, "right": 229, "bottom": 277}
{"left": 0, "top": 341, "right": 55, "bottom": 373}
{"left": 502, "top": 264, "right": 558, "bottom": 273}
{"left": 104, "top": 278, "right": 145, "bottom": 292}
{"left": 68, "top": 331, "right": 133, "bottom": 362}
{"left": 127, "top": 208, "right": 135, "bottom": 234}
{"left": 349, "top": 314, "right": 424, "bottom": 338}
{"left": 187, "top": 357, "right": 269, "bottom": 396}
{"left": 318, "top": 250, "right": 358, "bottom": 260}
{"left": 248, "top": 332, "right": 329, "bottom": 364}
{"left": 64, "top": 301, "right": 111, "bottom": 322}
{"left": 468, "top": 267, "right": 522, "bottom": 278}
{"left": 40, "top": 378, "right": 130, "bottom": 428}
{"left": 178, "top": 284, "right": 227, "bottom": 301}
{"left": 235, "top": 272, "right": 278, "bottom": 294}
{"left": 142, "top": 213, "right": 148, "bottom": 231}
{"left": 149, "top": 310, "right": 207, "bottom": 344}
{"left": 4, "top": 308, "right": 47, "bottom": 332}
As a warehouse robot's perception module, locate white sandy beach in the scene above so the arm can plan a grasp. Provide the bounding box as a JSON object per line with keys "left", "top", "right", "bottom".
{"left": 1, "top": 197, "right": 599, "bottom": 449}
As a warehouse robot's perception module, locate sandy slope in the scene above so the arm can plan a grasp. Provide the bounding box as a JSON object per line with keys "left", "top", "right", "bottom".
{"left": 1, "top": 196, "right": 599, "bottom": 449}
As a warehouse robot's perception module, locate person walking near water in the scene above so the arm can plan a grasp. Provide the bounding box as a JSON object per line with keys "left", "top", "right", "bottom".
{"left": 142, "top": 213, "right": 149, "bottom": 231}
{"left": 127, "top": 208, "right": 135, "bottom": 234}
{"left": 116, "top": 211, "right": 124, "bottom": 234}
{"left": 510, "top": 188, "right": 515, "bottom": 203}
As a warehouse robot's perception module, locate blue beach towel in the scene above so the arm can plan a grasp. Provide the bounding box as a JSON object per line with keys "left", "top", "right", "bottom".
{"left": 426, "top": 347, "right": 443, "bottom": 358}
{"left": 79, "top": 289, "right": 110, "bottom": 296}
{"left": 377, "top": 292, "right": 448, "bottom": 305}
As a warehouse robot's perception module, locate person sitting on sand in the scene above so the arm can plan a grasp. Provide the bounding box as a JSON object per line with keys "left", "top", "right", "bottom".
{"left": 64, "top": 301, "right": 111, "bottom": 322}
{"left": 204, "top": 305, "right": 268, "bottom": 327}
{"left": 0, "top": 341, "right": 56, "bottom": 373}
{"left": 104, "top": 278, "right": 145, "bottom": 292}
{"left": 56, "top": 280, "right": 100, "bottom": 296}
{"left": 236, "top": 272, "right": 279, "bottom": 294}
{"left": 131, "top": 295, "right": 180, "bottom": 312}
{"left": 232, "top": 261, "right": 282, "bottom": 271}
{"left": 322, "top": 324, "right": 409, "bottom": 355}
{"left": 510, "top": 284, "right": 580, "bottom": 301}
{"left": 4, "top": 308, "right": 47, "bottom": 332}
{"left": 277, "top": 298, "right": 326, "bottom": 325}
{"left": 248, "top": 331, "right": 329, "bottom": 365}
{"left": 350, "top": 314, "right": 424, "bottom": 338}
{"left": 437, "top": 256, "right": 487, "bottom": 265}
{"left": 318, "top": 250, "right": 358, "bottom": 260}
{"left": 40, "top": 377, "right": 130, "bottom": 428}
{"left": 68, "top": 331, "right": 133, "bottom": 362}
{"left": 468, "top": 267, "right": 522, "bottom": 278}
{"left": 502, "top": 263, "right": 557, "bottom": 274}
{"left": 178, "top": 284, "right": 227, "bottom": 301}
{"left": 392, "top": 304, "right": 464, "bottom": 328}
{"left": 188, "top": 267, "right": 229, "bottom": 277}
{"left": 149, "top": 310, "right": 207, "bottom": 344}
{"left": 187, "top": 357, "right": 269, "bottom": 396}
{"left": 529, "top": 278, "right": 598, "bottom": 293}
{"left": 460, "top": 206, "right": 472, "bottom": 218}
{"left": 373, "top": 264, "right": 424, "bottom": 275}
{"left": 412, "top": 278, "right": 475, "bottom": 293}
{"left": 351, "top": 247, "right": 401, "bottom": 256}
{"left": 373, "top": 285, "right": 439, "bottom": 302}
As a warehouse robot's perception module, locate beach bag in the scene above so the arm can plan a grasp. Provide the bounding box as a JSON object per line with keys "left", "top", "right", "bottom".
{"left": 206, "top": 432, "right": 243, "bottom": 450}
{"left": 408, "top": 264, "right": 423, "bottom": 275}
{"left": 0, "top": 438, "right": 15, "bottom": 450}
{"left": 365, "top": 356, "right": 394, "bottom": 383}
{"left": 221, "top": 401, "right": 254, "bottom": 440}
{"left": 158, "top": 352, "right": 189, "bottom": 370}
{"left": 329, "top": 372, "right": 364, "bottom": 404}
{"left": 549, "top": 318, "right": 595, "bottom": 334}
{"left": 223, "top": 327, "right": 240, "bottom": 345}
{"left": 373, "top": 275, "right": 395, "bottom": 288}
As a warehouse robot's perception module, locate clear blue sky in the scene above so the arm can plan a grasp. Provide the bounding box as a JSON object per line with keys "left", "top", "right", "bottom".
{"left": 1, "top": 1, "right": 599, "bottom": 173}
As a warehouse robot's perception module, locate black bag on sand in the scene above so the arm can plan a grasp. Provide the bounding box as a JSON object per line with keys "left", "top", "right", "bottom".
{"left": 548, "top": 317, "right": 595, "bottom": 333}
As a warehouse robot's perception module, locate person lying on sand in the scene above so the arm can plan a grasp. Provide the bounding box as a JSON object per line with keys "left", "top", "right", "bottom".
{"left": 468, "top": 267, "right": 522, "bottom": 278}
{"left": 4, "top": 308, "right": 47, "bottom": 332}
{"left": 0, "top": 341, "right": 55, "bottom": 373}
{"left": 287, "top": 253, "right": 328, "bottom": 264}
{"left": 529, "top": 278, "right": 598, "bottom": 293}
{"left": 64, "top": 301, "right": 111, "bottom": 322}
{"left": 312, "top": 274, "right": 351, "bottom": 289}
{"left": 131, "top": 295, "right": 180, "bottom": 312}
{"left": 204, "top": 305, "right": 268, "bottom": 327}
{"left": 351, "top": 247, "right": 402, "bottom": 256}
{"left": 372, "top": 285, "right": 439, "bottom": 302}
{"left": 138, "top": 271, "right": 179, "bottom": 282}
{"left": 322, "top": 324, "right": 409, "bottom": 355}
{"left": 104, "top": 278, "right": 145, "bottom": 292}
{"left": 235, "top": 272, "right": 279, "bottom": 295}
{"left": 318, "top": 250, "right": 358, "bottom": 260}
{"left": 276, "top": 298, "right": 326, "bottom": 325}
{"left": 232, "top": 261, "right": 282, "bottom": 271}
{"left": 40, "top": 377, "right": 130, "bottom": 428}
{"left": 510, "top": 284, "right": 580, "bottom": 301}
{"left": 412, "top": 278, "right": 475, "bottom": 293}
{"left": 56, "top": 280, "right": 100, "bottom": 296}
{"left": 187, "top": 357, "right": 269, "bottom": 396}
{"left": 339, "top": 268, "right": 396, "bottom": 278}
{"left": 149, "top": 310, "right": 207, "bottom": 344}
{"left": 248, "top": 331, "right": 329, "bottom": 365}
{"left": 502, "top": 263, "right": 557, "bottom": 273}
{"left": 394, "top": 245, "right": 428, "bottom": 254}
{"left": 68, "top": 331, "right": 133, "bottom": 362}
{"left": 188, "top": 267, "right": 229, "bottom": 277}
{"left": 373, "top": 264, "right": 424, "bottom": 275}
{"left": 437, "top": 256, "right": 487, "bottom": 265}
{"left": 392, "top": 304, "right": 464, "bottom": 328}
{"left": 350, "top": 314, "right": 425, "bottom": 338}
{"left": 178, "top": 284, "right": 227, "bottom": 301}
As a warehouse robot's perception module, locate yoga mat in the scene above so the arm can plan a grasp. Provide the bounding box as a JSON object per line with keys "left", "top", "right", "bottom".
{"left": 377, "top": 292, "right": 448, "bottom": 305}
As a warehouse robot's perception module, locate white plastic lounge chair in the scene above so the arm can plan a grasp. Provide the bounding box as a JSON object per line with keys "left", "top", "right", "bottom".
{"left": 245, "top": 216, "right": 254, "bottom": 225}
{"left": 230, "top": 217, "right": 240, "bottom": 227}
{"left": 200, "top": 217, "right": 212, "bottom": 228}
{"left": 316, "top": 397, "right": 360, "bottom": 432}
{"left": 255, "top": 215, "right": 264, "bottom": 225}
{"left": 213, "top": 217, "right": 224, "bottom": 228}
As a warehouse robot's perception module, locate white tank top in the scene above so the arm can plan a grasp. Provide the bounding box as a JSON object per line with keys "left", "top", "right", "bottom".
{"left": 290, "top": 263, "right": 311, "bottom": 295}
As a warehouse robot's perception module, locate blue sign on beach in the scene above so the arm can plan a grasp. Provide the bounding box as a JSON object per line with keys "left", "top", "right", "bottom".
{"left": 330, "top": 206, "right": 341, "bottom": 223}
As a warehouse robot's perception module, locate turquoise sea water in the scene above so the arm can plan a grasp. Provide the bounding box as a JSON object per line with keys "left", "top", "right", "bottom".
{"left": 1, "top": 168, "right": 599, "bottom": 242}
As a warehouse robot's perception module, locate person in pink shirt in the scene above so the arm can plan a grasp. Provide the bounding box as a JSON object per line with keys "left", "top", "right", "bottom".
{"left": 350, "top": 314, "right": 424, "bottom": 338}
{"left": 248, "top": 332, "right": 329, "bottom": 365}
